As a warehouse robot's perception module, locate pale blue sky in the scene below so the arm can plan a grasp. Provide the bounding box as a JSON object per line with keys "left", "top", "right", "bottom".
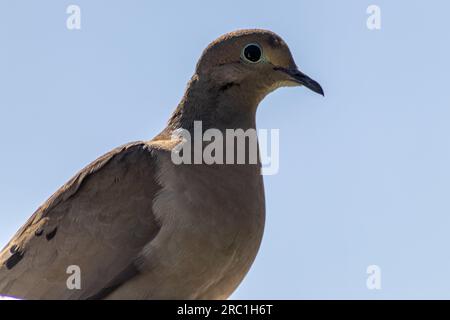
{"left": 1, "top": 1, "right": 450, "bottom": 299}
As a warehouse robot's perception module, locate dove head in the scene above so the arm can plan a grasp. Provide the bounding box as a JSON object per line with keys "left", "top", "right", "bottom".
{"left": 165, "top": 29, "right": 323, "bottom": 132}
{"left": 195, "top": 29, "right": 324, "bottom": 100}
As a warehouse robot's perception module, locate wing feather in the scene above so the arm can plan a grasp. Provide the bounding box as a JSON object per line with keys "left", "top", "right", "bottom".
{"left": 0, "top": 141, "right": 162, "bottom": 299}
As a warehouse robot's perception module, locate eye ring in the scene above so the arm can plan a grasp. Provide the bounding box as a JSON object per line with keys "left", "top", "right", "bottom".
{"left": 241, "top": 43, "right": 263, "bottom": 64}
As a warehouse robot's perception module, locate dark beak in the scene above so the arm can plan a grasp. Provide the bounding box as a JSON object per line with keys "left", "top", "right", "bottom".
{"left": 275, "top": 67, "right": 324, "bottom": 96}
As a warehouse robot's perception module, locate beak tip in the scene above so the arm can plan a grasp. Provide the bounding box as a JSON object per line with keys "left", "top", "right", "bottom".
{"left": 320, "top": 89, "right": 325, "bottom": 97}
{"left": 316, "top": 85, "right": 325, "bottom": 97}
{"left": 310, "top": 83, "right": 324, "bottom": 97}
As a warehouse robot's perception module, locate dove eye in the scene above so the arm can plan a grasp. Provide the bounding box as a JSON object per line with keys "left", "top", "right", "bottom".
{"left": 242, "top": 43, "right": 263, "bottom": 63}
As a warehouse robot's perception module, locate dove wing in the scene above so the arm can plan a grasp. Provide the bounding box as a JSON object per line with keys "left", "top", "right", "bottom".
{"left": 0, "top": 142, "right": 162, "bottom": 299}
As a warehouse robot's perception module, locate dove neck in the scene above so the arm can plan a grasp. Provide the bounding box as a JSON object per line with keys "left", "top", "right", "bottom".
{"left": 166, "top": 74, "right": 262, "bottom": 134}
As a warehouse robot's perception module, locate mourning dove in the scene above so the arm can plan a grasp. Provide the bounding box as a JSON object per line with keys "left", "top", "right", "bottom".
{"left": 0, "top": 29, "right": 323, "bottom": 300}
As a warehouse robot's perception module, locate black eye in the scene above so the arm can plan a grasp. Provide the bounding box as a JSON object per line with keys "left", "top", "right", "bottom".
{"left": 242, "top": 43, "right": 262, "bottom": 63}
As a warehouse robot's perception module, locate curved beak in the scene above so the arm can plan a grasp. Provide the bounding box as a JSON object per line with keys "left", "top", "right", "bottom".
{"left": 275, "top": 67, "right": 324, "bottom": 96}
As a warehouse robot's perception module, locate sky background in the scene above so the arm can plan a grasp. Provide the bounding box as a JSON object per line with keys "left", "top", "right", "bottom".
{"left": 1, "top": 0, "right": 450, "bottom": 299}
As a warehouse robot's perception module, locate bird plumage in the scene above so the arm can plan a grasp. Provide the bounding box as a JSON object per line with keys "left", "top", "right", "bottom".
{"left": 0, "top": 29, "right": 322, "bottom": 299}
